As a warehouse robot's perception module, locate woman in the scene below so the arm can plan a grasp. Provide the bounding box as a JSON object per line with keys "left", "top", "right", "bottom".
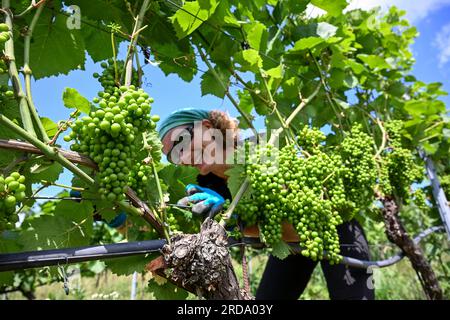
{"left": 158, "top": 108, "right": 375, "bottom": 300}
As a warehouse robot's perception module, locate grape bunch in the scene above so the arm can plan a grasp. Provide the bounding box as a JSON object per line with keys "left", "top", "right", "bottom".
{"left": 0, "top": 23, "right": 10, "bottom": 76}
{"left": 381, "top": 120, "right": 423, "bottom": 200}
{"left": 128, "top": 162, "right": 152, "bottom": 200}
{"left": 340, "top": 124, "right": 377, "bottom": 218}
{"left": 65, "top": 85, "right": 160, "bottom": 202}
{"left": 93, "top": 59, "right": 139, "bottom": 95}
{"left": 0, "top": 23, "right": 10, "bottom": 47}
{"left": 0, "top": 59, "right": 8, "bottom": 75}
{"left": 0, "top": 84, "right": 14, "bottom": 102}
{"left": 0, "top": 172, "right": 26, "bottom": 230}
{"left": 128, "top": 131, "right": 164, "bottom": 199}
{"left": 237, "top": 139, "right": 343, "bottom": 263}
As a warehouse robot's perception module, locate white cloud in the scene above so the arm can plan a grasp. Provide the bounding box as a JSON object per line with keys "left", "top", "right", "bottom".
{"left": 434, "top": 23, "right": 450, "bottom": 67}
{"left": 346, "top": 0, "right": 450, "bottom": 23}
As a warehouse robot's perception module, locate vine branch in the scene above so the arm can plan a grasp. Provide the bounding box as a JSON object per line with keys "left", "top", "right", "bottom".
{"left": 2, "top": 0, "right": 36, "bottom": 137}
{"left": 196, "top": 44, "right": 259, "bottom": 139}
{"left": 23, "top": 1, "right": 50, "bottom": 142}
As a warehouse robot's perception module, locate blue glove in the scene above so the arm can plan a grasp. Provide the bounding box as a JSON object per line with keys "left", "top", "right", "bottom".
{"left": 177, "top": 184, "right": 225, "bottom": 218}
{"left": 70, "top": 190, "right": 82, "bottom": 203}
{"left": 108, "top": 212, "right": 127, "bottom": 228}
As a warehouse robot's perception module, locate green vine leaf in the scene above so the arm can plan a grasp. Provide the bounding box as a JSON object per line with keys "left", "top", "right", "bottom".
{"left": 62, "top": 88, "right": 92, "bottom": 114}
{"left": 148, "top": 277, "right": 189, "bottom": 300}
{"left": 40, "top": 117, "right": 58, "bottom": 138}
{"left": 271, "top": 240, "right": 292, "bottom": 260}
{"left": 170, "top": 0, "right": 220, "bottom": 39}
{"left": 25, "top": 6, "right": 86, "bottom": 79}
{"left": 200, "top": 65, "right": 231, "bottom": 98}
{"left": 311, "top": 0, "right": 348, "bottom": 17}
{"left": 19, "top": 200, "right": 94, "bottom": 250}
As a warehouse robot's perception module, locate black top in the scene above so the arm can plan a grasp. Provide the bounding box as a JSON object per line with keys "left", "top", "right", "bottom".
{"left": 197, "top": 172, "right": 232, "bottom": 200}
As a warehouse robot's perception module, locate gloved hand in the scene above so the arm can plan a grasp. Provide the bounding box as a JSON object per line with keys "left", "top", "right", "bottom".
{"left": 108, "top": 212, "right": 127, "bottom": 228}
{"left": 177, "top": 184, "right": 225, "bottom": 218}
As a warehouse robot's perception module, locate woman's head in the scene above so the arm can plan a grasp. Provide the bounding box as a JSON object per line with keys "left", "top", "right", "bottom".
{"left": 158, "top": 109, "right": 238, "bottom": 176}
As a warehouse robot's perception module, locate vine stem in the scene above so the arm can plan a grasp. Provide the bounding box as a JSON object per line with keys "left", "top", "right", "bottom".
{"left": 0, "top": 114, "right": 94, "bottom": 185}
{"left": 48, "top": 110, "right": 79, "bottom": 146}
{"left": 374, "top": 118, "right": 387, "bottom": 159}
{"left": 23, "top": 1, "right": 49, "bottom": 142}
{"left": 0, "top": 139, "right": 98, "bottom": 169}
{"left": 269, "top": 82, "right": 322, "bottom": 145}
{"left": 124, "top": 0, "right": 150, "bottom": 86}
{"left": 40, "top": 180, "right": 84, "bottom": 191}
{"left": 308, "top": 50, "right": 347, "bottom": 133}
{"left": 2, "top": 0, "right": 36, "bottom": 137}
{"left": 196, "top": 45, "right": 259, "bottom": 139}
{"left": 219, "top": 83, "right": 322, "bottom": 226}
{"left": 151, "top": 160, "right": 171, "bottom": 244}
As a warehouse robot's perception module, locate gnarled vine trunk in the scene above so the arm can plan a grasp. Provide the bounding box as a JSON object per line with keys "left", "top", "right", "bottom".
{"left": 160, "top": 218, "right": 252, "bottom": 300}
{"left": 381, "top": 197, "right": 443, "bottom": 300}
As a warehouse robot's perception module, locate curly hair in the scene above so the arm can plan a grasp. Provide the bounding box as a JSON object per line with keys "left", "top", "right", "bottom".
{"left": 208, "top": 110, "right": 239, "bottom": 147}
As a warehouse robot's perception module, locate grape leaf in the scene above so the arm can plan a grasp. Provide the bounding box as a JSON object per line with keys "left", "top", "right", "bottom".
{"left": 291, "top": 37, "right": 324, "bottom": 51}
{"left": 104, "top": 253, "right": 157, "bottom": 276}
{"left": 237, "top": 90, "right": 254, "bottom": 114}
{"left": 170, "top": 0, "right": 219, "bottom": 39}
{"left": 311, "top": 0, "right": 348, "bottom": 17}
{"left": 271, "top": 240, "right": 292, "bottom": 260}
{"left": 316, "top": 22, "right": 338, "bottom": 40}
{"left": 82, "top": 19, "right": 120, "bottom": 63}
{"left": 27, "top": 162, "right": 64, "bottom": 184}
{"left": 234, "top": 49, "right": 263, "bottom": 73}
{"left": 356, "top": 54, "right": 390, "bottom": 70}
{"left": 40, "top": 117, "right": 58, "bottom": 138}
{"left": 154, "top": 42, "right": 198, "bottom": 82}
{"left": 200, "top": 66, "right": 231, "bottom": 98}
{"left": 225, "top": 165, "right": 247, "bottom": 199}
{"left": 25, "top": 5, "right": 86, "bottom": 79}
{"left": 62, "top": 88, "right": 91, "bottom": 114}
{"left": 147, "top": 278, "right": 189, "bottom": 300}
{"left": 244, "top": 22, "right": 268, "bottom": 52}
{"left": 159, "top": 165, "right": 199, "bottom": 202}
{"left": 19, "top": 200, "right": 94, "bottom": 250}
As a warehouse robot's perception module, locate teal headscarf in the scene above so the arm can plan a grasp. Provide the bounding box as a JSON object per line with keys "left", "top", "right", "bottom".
{"left": 158, "top": 108, "right": 210, "bottom": 140}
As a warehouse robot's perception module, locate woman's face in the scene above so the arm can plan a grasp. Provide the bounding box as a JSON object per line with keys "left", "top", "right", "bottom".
{"left": 161, "top": 120, "right": 221, "bottom": 175}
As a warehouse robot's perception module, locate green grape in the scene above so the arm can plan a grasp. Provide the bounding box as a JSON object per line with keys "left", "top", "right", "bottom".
{"left": 0, "top": 23, "right": 9, "bottom": 32}
{"left": 93, "top": 59, "right": 140, "bottom": 95}
{"left": 0, "top": 172, "right": 26, "bottom": 231}
{"left": 340, "top": 124, "right": 377, "bottom": 219}
{"left": 381, "top": 120, "right": 424, "bottom": 201}
{"left": 65, "top": 83, "right": 162, "bottom": 203}
{"left": 233, "top": 136, "right": 344, "bottom": 264}
{"left": 128, "top": 162, "right": 153, "bottom": 200}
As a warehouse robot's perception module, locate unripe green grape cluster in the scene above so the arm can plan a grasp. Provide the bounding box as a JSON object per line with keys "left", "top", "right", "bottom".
{"left": 238, "top": 140, "right": 343, "bottom": 264}
{"left": 166, "top": 210, "right": 181, "bottom": 234}
{"left": 296, "top": 126, "right": 326, "bottom": 155}
{"left": 382, "top": 120, "right": 423, "bottom": 200}
{"left": 0, "top": 59, "right": 9, "bottom": 75}
{"left": 93, "top": 59, "right": 139, "bottom": 95}
{"left": 128, "top": 162, "right": 152, "bottom": 200}
{"left": 340, "top": 124, "right": 377, "bottom": 218}
{"left": 0, "top": 172, "right": 26, "bottom": 230}
{"left": 0, "top": 23, "right": 10, "bottom": 47}
{"left": 0, "top": 84, "right": 14, "bottom": 101}
{"left": 65, "top": 85, "right": 160, "bottom": 202}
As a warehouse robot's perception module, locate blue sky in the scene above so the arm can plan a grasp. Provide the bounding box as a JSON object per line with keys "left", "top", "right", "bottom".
{"left": 27, "top": 1, "right": 450, "bottom": 195}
